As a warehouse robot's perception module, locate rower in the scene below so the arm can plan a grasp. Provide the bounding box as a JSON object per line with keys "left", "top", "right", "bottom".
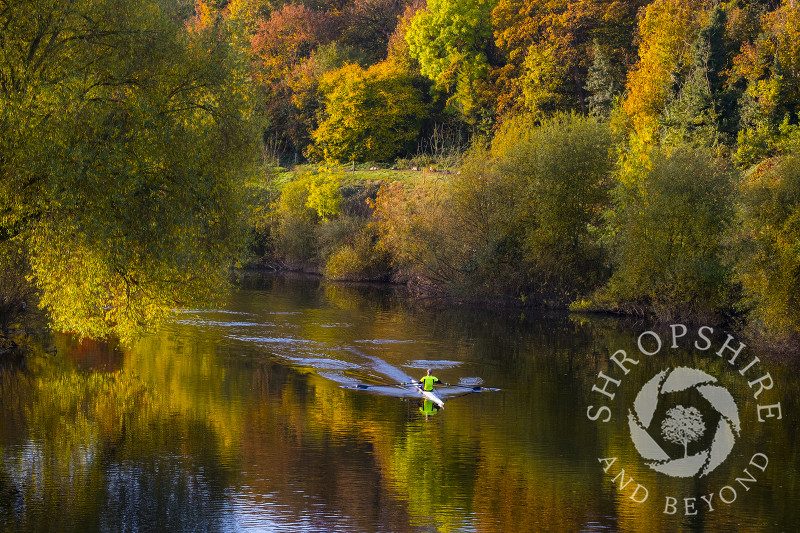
{"left": 419, "top": 369, "right": 440, "bottom": 391}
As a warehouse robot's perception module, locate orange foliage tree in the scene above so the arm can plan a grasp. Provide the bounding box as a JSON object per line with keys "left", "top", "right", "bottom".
{"left": 492, "top": 0, "right": 646, "bottom": 120}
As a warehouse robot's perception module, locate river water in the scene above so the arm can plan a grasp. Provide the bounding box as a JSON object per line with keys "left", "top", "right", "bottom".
{"left": 0, "top": 273, "right": 797, "bottom": 532}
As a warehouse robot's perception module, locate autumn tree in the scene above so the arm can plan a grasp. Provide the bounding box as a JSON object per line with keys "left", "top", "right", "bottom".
{"left": 492, "top": 113, "right": 617, "bottom": 299}
{"left": 602, "top": 143, "right": 735, "bottom": 319}
{"left": 249, "top": 4, "right": 342, "bottom": 153}
{"left": 659, "top": 4, "right": 736, "bottom": 146}
{"left": 734, "top": 142, "right": 800, "bottom": 340}
{"left": 340, "top": 0, "right": 408, "bottom": 65}
{"left": 310, "top": 62, "right": 427, "bottom": 162}
{"left": 228, "top": 0, "right": 279, "bottom": 32}
{"left": 0, "top": 0, "right": 256, "bottom": 342}
{"left": 623, "top": 0, "right": 708, "bottom": 141}
{"left": 492, "top": 0, "right": 646, "bottom": 120}
{"left": 374, "top": 113, "right": 615, "bottom": 300}
{"left": 248, "top": 0, "right": 410, "bottom": 157}
{"left": 731, "top": 0, "right": 800, "bottom": 167}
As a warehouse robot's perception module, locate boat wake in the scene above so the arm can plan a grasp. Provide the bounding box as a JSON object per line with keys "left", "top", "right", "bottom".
{"left": 171, "top": 309, "right": 498, "bottom": 404}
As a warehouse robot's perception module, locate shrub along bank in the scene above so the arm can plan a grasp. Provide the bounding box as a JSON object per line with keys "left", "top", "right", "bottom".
{"left": 248, "top": 112, "right": 800, "bottom": 348}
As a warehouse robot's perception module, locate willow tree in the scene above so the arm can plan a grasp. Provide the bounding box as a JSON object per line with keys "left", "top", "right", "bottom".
{"left": 0, "top": 0, "right": 256, "bottom": 342}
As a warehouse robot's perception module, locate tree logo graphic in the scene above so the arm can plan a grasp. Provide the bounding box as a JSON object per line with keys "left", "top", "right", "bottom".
{"left": 628, "top": 367, "right": 741, "bottom": 478}
{"left": 661, "top": 406, "right": 705, "bottom": 458}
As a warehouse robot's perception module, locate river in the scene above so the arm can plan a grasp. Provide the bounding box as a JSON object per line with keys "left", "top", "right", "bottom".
{"left": 0, "top": 273, "right": 797, "bottom": 532}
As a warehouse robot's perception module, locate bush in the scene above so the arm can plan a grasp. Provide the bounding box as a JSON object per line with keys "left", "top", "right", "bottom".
{"left": 602, "top": 142, "right": 735, "bottom": 319}
{"left": 492, "top": 113, "right": 617, "bottom": 300}
{"left": 274, "top": 177, "right": 321, "bottom": 263}
{"left": 267, "top": 169, "right": 392, "bottom": 278}
{"left": 373, "top": 112, "right": 617, "bottom": 302}
{"left": 372, "top": 180, "right": 454, "bottom": 291}
{"left": 734, "top": 143, "right": 800, "bottom": 338}
{"left": 323, "top": 225, "right": 391, "bottom": 281}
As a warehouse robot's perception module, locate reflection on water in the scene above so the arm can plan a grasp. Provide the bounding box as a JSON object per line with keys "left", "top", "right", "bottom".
{"left": 0, "top": 273, "right": 798, "bottom": 532}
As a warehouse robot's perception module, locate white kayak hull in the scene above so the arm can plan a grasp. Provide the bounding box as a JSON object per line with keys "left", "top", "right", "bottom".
{"left": 418, "top": 386, "right": 444, "bottom": 408}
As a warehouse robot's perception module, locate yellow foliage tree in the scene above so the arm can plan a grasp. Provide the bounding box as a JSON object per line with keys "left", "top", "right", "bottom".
{"left": 623, "top": 0, "right": 708, "bottom": 142}
{"left": 731, "top": 1, "right": 800, "bottom": 166}
{"left": 311, "top": 62, "right": 427, "bottom": 163}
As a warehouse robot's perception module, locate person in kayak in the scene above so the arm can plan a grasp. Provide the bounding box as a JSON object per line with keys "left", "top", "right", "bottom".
{"left": 419, "top": 369, "right": 440, "bottom": 391}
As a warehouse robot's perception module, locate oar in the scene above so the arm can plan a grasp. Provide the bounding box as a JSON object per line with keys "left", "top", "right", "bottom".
{"left": 355, "top": 381, "right": 419, "bottom": 390}
{"left": 444, "top": 382, "right": 485, "bottom": 392}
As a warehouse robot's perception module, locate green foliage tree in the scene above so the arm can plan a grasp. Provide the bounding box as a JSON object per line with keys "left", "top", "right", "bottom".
{"left": 406, "top": 0, "right": 497, "bottom": 122}
{"left": 585, "top": 40, "right": 622, "bottom": 117}
{"left": 0, "top": 0, "right": 255, "bottom": 342}
{"left": 660, "top": 4, "right": 733, "bottom": 146}
{"left": 602, "top": 143, "right": 735, "bottom": 320}
{"left": 310, "top": 62, "right": 427, "bottom": 162}
{"left": 272, "top": 167, "right": 354, "bottom": 264}
{"left": 734, "top": 142, "right": 800, "bottom": 340}
{"left": 274, "top": 176, "right": 325, "bottom": 262}
{"left": 732, "top": 0, "right": 800, "bottom": 167}
{"left": 492, "top": 113, "right": 616, "bottom": 299}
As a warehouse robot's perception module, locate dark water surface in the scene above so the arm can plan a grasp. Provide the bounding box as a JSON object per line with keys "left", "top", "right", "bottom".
{"left": 1, "top": 274, "right": 797, "bottom": 532}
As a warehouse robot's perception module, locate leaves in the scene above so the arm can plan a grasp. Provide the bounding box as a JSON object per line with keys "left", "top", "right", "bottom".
{"left": 311, "top": 62, "right": 427, "bottom": 163}
{"left": 0, "top": 0, "right": 256, "bottom": 342}
{"left": 735, "top": 142, "right": 800, "bottom": 337}
{"left": 406, "top": 0, "right": 497, "bottom": 121}
{"left": 623, "top": 0, "right": 708, "bottom": 140}
{"left": 603, "top": 142, "right": 735, "bottom": 319}
{"left": 732, "top": 1, "right": 800, "bottom": 165}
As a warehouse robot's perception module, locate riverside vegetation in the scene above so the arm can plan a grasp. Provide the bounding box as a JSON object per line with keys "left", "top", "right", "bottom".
{"left": 2, "top": 0, "right": 800, "bottom": 349}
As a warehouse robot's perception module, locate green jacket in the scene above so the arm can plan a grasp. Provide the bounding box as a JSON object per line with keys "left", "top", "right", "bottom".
{"left": 419, "top": 375, "right": 440, "bottom": 391}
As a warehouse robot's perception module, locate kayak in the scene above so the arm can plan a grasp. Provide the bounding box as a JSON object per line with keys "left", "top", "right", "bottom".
{"left": 417, "top": 385, "right": 444, "bottom": 408}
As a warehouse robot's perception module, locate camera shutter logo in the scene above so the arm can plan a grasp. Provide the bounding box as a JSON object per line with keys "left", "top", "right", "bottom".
{"left": 628, "top": 367, "right": 741, "bottom": 478}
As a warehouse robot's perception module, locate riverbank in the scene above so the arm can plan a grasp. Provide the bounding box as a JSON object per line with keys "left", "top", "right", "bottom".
{"left": 0, "top": 336, "right": 21, "bottom": 367}
{"left": 245, "top": 116, "right": 800, "bottom": 353}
